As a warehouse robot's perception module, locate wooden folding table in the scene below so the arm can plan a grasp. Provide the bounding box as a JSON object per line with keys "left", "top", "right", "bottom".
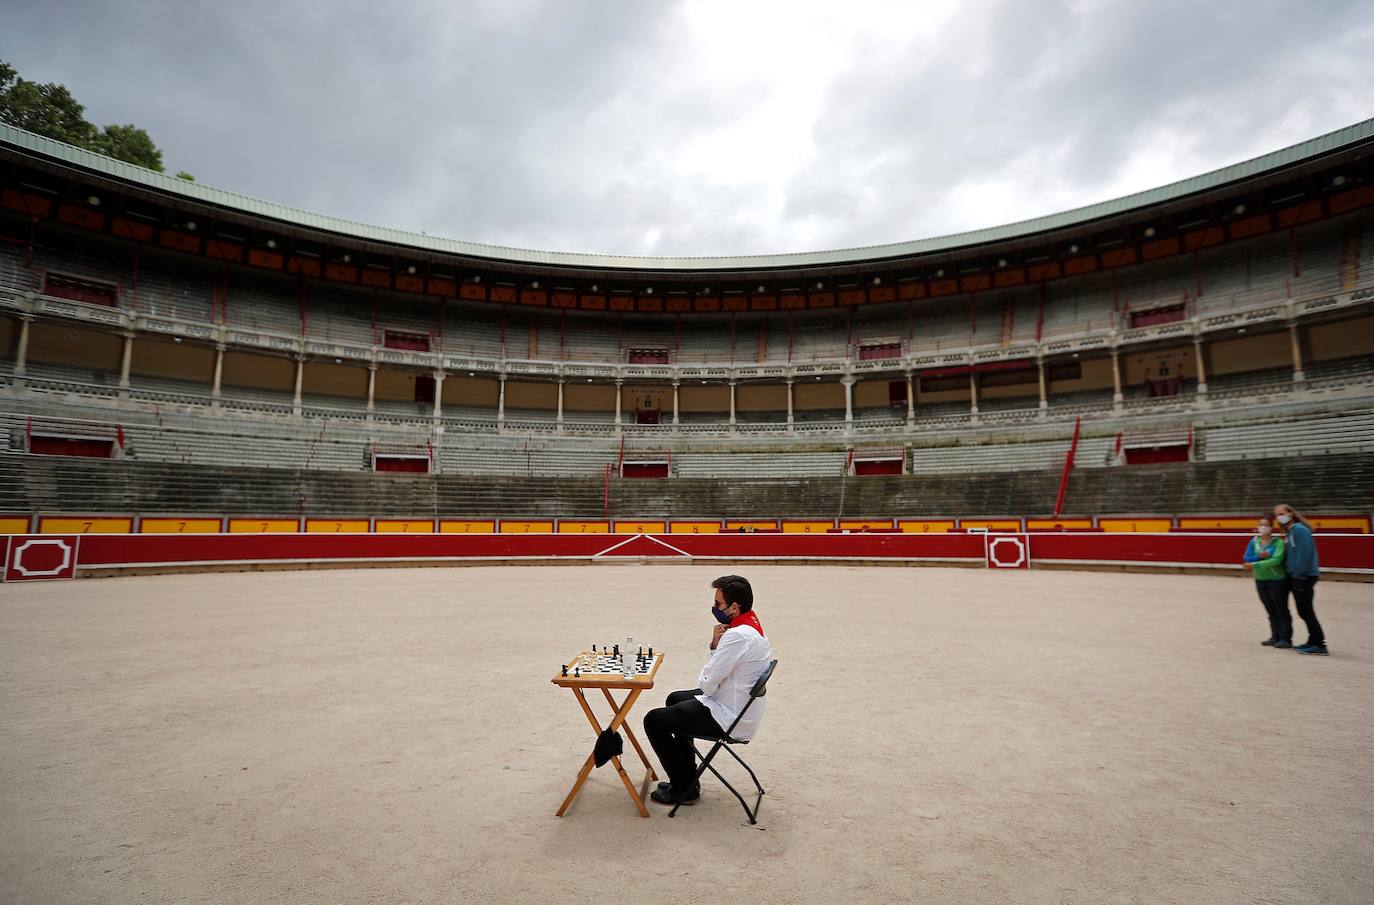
{"left": 551, "top": 650, "right": 665, "bottom": 817}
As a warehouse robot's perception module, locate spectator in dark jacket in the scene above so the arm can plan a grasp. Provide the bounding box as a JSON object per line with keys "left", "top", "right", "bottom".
{"left": 1273, "top": 504, "right": 1326, "bottom": 655}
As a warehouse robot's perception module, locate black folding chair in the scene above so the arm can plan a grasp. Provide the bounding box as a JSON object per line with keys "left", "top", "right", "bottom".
{"left": 669, "top": 659, "right": 778, "bottom": 824}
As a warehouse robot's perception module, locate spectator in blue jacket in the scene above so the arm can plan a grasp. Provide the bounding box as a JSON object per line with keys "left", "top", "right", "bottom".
{"left": 1273, "top": 504, "right": 1326, "bottom": 655}
{"left": 1243, "top": 516, "right": 1290, "bottom": 647}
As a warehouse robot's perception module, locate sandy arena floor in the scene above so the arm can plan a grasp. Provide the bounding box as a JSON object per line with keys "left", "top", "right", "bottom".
{"left": 1, "top": 565, "right": 1371, "bottom": 905}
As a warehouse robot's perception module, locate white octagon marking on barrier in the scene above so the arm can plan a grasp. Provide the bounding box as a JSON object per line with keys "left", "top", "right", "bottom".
{"left": 13, "top": 538, "right": 74, "bottom": 577}
{"left": 988, "top": 536, "right": 1027, "bottom": 569}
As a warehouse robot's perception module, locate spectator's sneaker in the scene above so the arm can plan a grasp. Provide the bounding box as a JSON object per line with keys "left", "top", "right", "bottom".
{"left": 1261, "top": 638, "right": 1278, "bottom": 646}
{"left": 650, "top": 784, "right": 700, "bottom": 805}
{"left": 1272, "top": 641, "right": 1293, "bottom": 649}
{"left": 1294, "top": 644, "right": 1329, "bottom": 655}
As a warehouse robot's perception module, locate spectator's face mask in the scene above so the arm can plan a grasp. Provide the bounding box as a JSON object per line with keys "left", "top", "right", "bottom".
{"left": 712, "top": 596, "right": 735, "bottom": 624}
{"left": 1258, "top": 524, "right": 1272, "bottom": 536}
{"left": 1277, "top": 514, "right": 1292, "bottom": 525}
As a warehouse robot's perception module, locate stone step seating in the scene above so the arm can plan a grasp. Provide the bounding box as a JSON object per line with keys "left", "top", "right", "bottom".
{"left": 908, "top": 435, "right": 1118, "bottom": 474}
{"left": 1203, "top": 410, "right": 1374, "bottom": 461}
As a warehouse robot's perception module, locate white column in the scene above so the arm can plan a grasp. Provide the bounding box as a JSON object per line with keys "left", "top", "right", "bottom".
{"left": 1194, "top": 339, "right": 1208, "bottom": 395}
{"left": 211, "top": 343, "right": 225, "bottom": 408}
{"left": 13, "top": 315, "right": 32, "bottom": 376}
{"left": 613, "top": 379, "right": 622, "bottom": 427}
{"left": 498, "top": 375, "right": 507, "bottom": 427}
{"left": 432, "top": 370, "right": 444, "bottom": 421}
{"left": 1111, "top": 347, "right": 1123, "bottom": 409}
{"left": 728, "top": 380, "right": 737, "bottom": 426}
{"left": 292, "top": 355, "right": 304, "bottom": 415}
{"left": 969, "top": 372, "right": 978, "bottom": 416}
{"left": 366, "top": 363, "right": 377, "bottom": 415}
{"left": 786, "top": 379, "right": 795, "bottom": 430}
{"left": 556, "top": 379, "right": 565, "bottom": 431}
{"left": 118, "top": 333, "right": 134, "bottom": 390}
{"left": 1289, "top": 323, "right": 1305, "bottom": 383}
{"left": 671, "top": 380, "right": 680, "bottom": 432}
{"left": 1037, "top": 357, "right": 1047, "bottom": 411}
{"left": 843, "top": 377, "right": 854, "bottom": 426}
{"left": 904, "top": 371, "right": 914, "bottom": 426}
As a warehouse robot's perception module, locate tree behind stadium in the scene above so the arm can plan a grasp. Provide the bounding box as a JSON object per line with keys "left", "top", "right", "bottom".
{"left": 0, "top": 60, "right": 191, "bottom": 179}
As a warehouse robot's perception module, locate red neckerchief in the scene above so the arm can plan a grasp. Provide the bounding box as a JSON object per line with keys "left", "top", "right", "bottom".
{"left": 729, "top": 611, "right": 765, "bottom": 637}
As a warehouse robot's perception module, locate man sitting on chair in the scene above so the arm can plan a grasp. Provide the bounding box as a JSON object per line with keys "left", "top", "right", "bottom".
{"left": 644, "top": 574, "right": 773, "bottom": 806}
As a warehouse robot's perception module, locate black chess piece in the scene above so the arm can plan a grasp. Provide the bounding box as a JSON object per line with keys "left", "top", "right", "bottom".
{"left": 562, "top": 664, "right": 568, "bottom": 677}
{"left": 648, "top": 647, "right": 654, "bottom": 658}
{"left": 613, "top": 644, "right": 619, "bottom": 657}
{"left": 574, "top": 667, "right": 580, "bottom": 677}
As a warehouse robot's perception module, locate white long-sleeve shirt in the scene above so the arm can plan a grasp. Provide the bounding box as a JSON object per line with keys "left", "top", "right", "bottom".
{"left": 696, "top": 625, "right": 772, "bottom": 741}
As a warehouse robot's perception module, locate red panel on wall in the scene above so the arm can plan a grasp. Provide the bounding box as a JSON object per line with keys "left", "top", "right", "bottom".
{"left": 520, "top": 289, "right": 548, "bottom": 306}
{"left": 750, "top": 295, "right": 778, "bottom": 311}
{"left": 580, "top": 294, "right": 607, "bottom": 310}
{"left": 869, "top": 286, "right": 896, "bottom": 302}
{"left": 1140, "top": 237, "right": 1181, "bottom": 260}
{"left": 111, "top": 217, "right": 155, "bottom": 242}
{"left": 1, "top": 189, "right": 53, "bottom": 217}
{"left": 1228, "top": 213, "right": 1272, "bottom": 241}
{"left": 1276, "top": 201, "right": 1322, "bottom": 228}
{"left": 780, "top": 294, "right": 806, "bottom": 309}
{"left": 994, "top": 269, "right": 1026, "bottom": 288}
{"left": 898, "top": 282, "right": 927, "bottom": 300}
{"left": 808, "top": 292, "right": 835, "bottom": 308}
{"left": 1124, "top": 445, "right": 1189, "bottom": 465}
{"left": 204, "top": 240, "right": 244, "bottom": 263}
{"left": 1328, "top": 185, "right": 1374, "bottom": 214}
{"left": 1064, "top": 255, "right": 1098, "bottom": 276}
{"left": 551, "top": 292, "right": 578, "bottom": 308}
{"left": 636, "top": 296, "right": 664, "bottom": 312}
{"left": 854, "top": 458, "right": 902, "bottom": 476}
{"left": 1184, "top": 226, "right": 1225, "bottom": 250}
{"left": 929, "top": 279, "right": 959, "bottom": 296}
{"left": 288, "top": 256, "right": 322, "bottom": 276}
{"left": 249, "top": 249, "right": 285, "bottom": 270}
{"left": 159, "top": 230, "right": 200, "bottom": 253}
{"left": 960, "top": 274, "right": 991, "bottom": 293}
{"left": 361, "top": 269, "right": 392, "bottom": 289}
{"left": 460, "top": 283, "right": 487, "bottom": 301}
{"left": 1101, "top": 248, "right": 1137, "bottom": 268}
{"left": 609, "top": 295, "right": 634, "bottom": 312}
{"left": 57, "top": 203, "right": 105, "bottom": 231}
{"left": 325, "top": 262, "right": 357, "bottom": 282}
{"left": 1028, "top": 262, "right": 1061, "bottom": 281}
{"left": 839, "top": 290, "right": 866, "bottom": 306}
{"left": 6, "top": 535, "right": 78, "bottom": 581}
{"left": 395, "top": 274, "right": 425, "bottom": 293}
{"left": 489, "top": 286, "right": 517, "bottom": 304}
{"left": 666, "top": 296, "right": 691, "bottom": 312}
{"left": 693, "top": 297, "right": 720, "bottom": 312}
{"left": 428, "top": 278, "right": 457, "bottom": 297}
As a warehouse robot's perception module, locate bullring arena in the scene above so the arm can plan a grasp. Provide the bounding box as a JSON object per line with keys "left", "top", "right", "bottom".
{"left": 3, "top": 114, "right": 1374, "bottom": 904}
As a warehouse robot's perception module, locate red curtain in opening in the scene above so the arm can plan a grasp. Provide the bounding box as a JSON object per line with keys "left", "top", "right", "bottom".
{"left": 854, "top": 459, "right": 903, "bottom": 476}
{"left": 622, "top": 462, "right": 669, "bottom": 478}
{"left": 1124, "top": 446, "right": 1189, "bottom": 465}
{"left": 375, "top": 456, "right": 428, "bottom": 473}
{"left": 30, "top": 436, "right": 115, "bottom": 457}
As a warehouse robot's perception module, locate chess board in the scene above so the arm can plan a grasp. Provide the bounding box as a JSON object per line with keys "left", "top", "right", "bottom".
{"left": 552, "top": 648, "right": 665, "bottom": 688}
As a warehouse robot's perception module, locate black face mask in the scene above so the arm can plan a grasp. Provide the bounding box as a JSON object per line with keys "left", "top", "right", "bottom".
{"left": 712, "top": 604, "right": 733, "bottom": 625}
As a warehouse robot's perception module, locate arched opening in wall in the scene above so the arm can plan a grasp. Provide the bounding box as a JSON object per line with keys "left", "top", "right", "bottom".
{"left": 621, "top": 451, "right": 670, "bottom": 478}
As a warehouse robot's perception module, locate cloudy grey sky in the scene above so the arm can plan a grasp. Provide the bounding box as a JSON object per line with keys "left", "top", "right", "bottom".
{"left": 4, "top": 0, "right": 1372, "bottom": 257}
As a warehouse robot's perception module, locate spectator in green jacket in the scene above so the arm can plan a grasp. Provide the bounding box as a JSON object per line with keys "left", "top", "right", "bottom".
{"left": 1273, "top": 504, "right": 1327, "bottom": 655}
{"left": 1243, "top": 516, "right": 1290, "bottom": 648}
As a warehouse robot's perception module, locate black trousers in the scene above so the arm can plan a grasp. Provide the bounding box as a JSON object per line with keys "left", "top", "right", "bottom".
{"left": 1289, "top": 575, "right": 1324, "bottom": 647}
{"left": 643, "top": 688, "right": 726, "bottom": 791}
{"left": 1255, "top": 579, "right": 1291, "bottom": 643}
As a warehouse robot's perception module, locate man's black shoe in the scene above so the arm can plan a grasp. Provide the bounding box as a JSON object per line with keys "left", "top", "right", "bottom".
{"left": 650, "top": 784, "right": 700, "bottom": 805}
{"left": 1261, "top": 638, "right": 1278, "bottom": 646}
{"left": 1272, "top": 641, "right": 1293, "bottom": 649}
